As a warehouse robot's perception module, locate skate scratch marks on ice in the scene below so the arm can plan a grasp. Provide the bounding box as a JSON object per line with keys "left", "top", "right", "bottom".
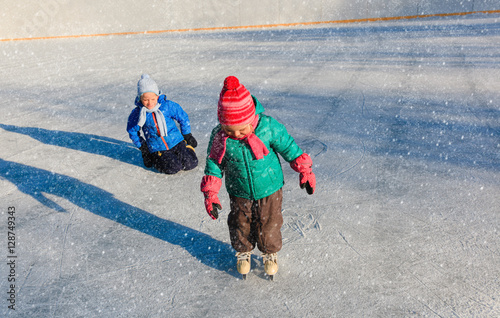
{"left": 337, "top": 230, "right": 363, "bottom": 257}
{"left": 283, "top": 212, "right": 322, "bottom": 243}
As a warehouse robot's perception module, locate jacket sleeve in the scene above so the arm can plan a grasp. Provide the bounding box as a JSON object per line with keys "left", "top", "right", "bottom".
{"left": 203, "top": 126, "right": 224, "bottom": 179}
{"left": 126, "top": 108, "right": 143, "bottom": 148}
{"left": 168, "top": 101, "right": 192, "bottom": 135}
{"left": 268, "top": 117, "right": 303, "bottom": 162}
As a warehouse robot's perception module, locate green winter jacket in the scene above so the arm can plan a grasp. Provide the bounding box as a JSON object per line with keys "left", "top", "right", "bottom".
{"left": 204, "top": 97, "right": 303, "bottom": 200}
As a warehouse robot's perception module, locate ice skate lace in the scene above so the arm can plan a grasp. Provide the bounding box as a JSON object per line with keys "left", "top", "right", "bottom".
{"left": 236, "top": 252, "right": 252, "bottom": 262}
{"left": 262, "top": 253, "right": 277, "bottom": 263}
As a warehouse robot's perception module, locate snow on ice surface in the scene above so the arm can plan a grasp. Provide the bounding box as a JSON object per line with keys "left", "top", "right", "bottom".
{"left": 1, "top": 15, "right": 499, "bottom": 317}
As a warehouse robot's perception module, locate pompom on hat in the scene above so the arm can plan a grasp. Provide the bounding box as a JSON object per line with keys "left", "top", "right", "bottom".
{"left": 217, "top": 76, "right": 255, "bottom": 126}
{"left": 137, "top": 74, "right": 160, "bottom": 97}
{"left": 210, "top": 76, "right": 269, "bottom": 164}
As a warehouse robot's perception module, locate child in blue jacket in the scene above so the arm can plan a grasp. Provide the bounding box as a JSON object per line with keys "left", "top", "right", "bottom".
{"left": 127, "top": 74, "right": 198, "bottom": 174}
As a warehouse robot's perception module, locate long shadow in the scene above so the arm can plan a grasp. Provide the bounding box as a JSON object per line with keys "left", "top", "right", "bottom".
{"left": 0, "top": 124, "right": 142, "bottom": 167}
{"left": 0, "top": 158, "right": 236, "bottom": 276}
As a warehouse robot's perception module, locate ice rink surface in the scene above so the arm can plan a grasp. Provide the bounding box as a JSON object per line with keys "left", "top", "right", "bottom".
{"left": 1, "top": 14, "right": 499, "bottom": 317}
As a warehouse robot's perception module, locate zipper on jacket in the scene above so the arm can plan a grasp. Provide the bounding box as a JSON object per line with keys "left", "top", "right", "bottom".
{"left": 242, "top": 145, "right": 256, "bottom": 199}
{"left": 152, "top": 112, "right": 169, "bottom": 150}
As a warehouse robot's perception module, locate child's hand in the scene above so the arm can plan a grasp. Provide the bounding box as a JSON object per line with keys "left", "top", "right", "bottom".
{"left": 299, "top": 172, "right": 316, "bottom": 195}
{"left": 206, "top": 201, "right": 222, "bottom": 220}
{"left": 290, "top": 153, "right": 316, "bottom": 195}
{"left": 201, "top": 175, "right": 223, "bottom": 220}
{"left": 183, "top": 133, "right": 198, "bottom": 148}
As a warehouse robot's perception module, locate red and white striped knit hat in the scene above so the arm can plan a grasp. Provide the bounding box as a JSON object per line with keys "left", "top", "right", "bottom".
{"left": 217, "top": 76, "right": 255, "bottom": 126}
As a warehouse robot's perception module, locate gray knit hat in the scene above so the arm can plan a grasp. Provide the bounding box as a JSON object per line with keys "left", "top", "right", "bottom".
{"left": 137, "top": 74, "right": 160, "bottom": 97}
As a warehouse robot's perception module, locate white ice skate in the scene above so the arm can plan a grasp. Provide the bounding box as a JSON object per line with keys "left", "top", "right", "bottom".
{"left": 236, "top": 252, "right": 252, "bottom": 280}
{"left": 262, "top": 253, "right": 278, "bottom": 281}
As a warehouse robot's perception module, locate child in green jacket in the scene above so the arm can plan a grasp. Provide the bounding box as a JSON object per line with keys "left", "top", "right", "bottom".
{"left": 200, "top": 76, "right": 316, "bottom": 280}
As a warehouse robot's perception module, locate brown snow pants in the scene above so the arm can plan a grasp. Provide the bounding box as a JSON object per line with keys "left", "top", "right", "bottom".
{"left": 228, "top": 189, "right": 283, "bottom": 254}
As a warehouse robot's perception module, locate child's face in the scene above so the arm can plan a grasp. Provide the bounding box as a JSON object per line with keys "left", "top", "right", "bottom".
{"left": 222, "top": 124, "right": 253, "bottom": 139}
{"left": 140, "top": 92, "right": 159, "bottom": 110}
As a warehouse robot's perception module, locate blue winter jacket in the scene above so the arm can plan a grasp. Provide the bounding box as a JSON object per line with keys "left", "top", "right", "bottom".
{"left": 127, "top": 94, "right": 191, "bottom": 153}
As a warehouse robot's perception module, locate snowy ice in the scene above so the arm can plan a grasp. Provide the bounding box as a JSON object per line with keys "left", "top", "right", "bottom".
{"left": 1, "top": 14, "right": 499, "bottom": 317}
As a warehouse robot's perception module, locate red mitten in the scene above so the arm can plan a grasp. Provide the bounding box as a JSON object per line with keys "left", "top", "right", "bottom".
{"left": 290, "top": 153, "right": 316, "bottom": 195}
{"left": 200, "top": 175, "right": 223, "bottom": 220}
